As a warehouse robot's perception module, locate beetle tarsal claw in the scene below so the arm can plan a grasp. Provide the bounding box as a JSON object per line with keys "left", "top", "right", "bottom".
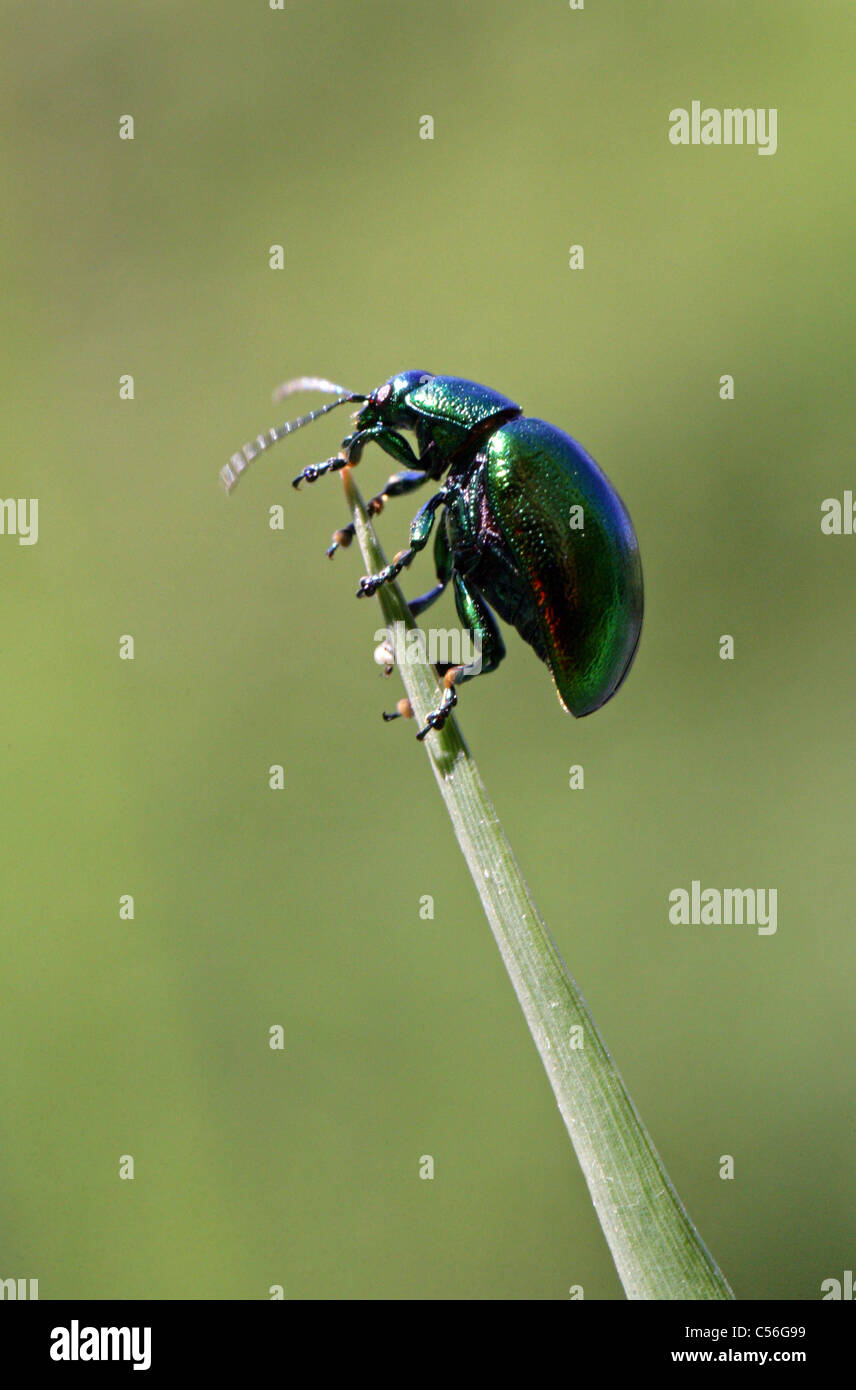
{"left": 327, "top": 528, "right": 353, "bottom": 558}
{"left": 415, "top": 684, "right": 458, "bottom": 740}
{"left": 382, "top": 697, "right": 413, "bottom": 723}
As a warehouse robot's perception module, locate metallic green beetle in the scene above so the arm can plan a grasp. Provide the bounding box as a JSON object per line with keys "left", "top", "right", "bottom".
{"left": 222, "top": 371, "right": 643, "bottom": 741}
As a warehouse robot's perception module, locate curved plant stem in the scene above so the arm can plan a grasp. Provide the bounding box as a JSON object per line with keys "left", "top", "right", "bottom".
{"left": 343, "top": 466, "right": 734, "bottom": 1301}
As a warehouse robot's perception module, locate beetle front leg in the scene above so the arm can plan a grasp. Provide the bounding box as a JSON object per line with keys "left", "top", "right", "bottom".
{"left": 356, "top": 490, "right": 446, "bottom": 598}
{"left": 293, "top": 423, "right": 424, "bottom": 491}
{"left": 343, "top": 426, "right": 426, "bottom": 470}
{"left": 292, "top": 454, "right": 350, "bottom": 489}
{"left": 291, "top": 429, "right": 375, "bottom": 489}
{"left": 415, "top": 573, "right": 506, "bottom": 741}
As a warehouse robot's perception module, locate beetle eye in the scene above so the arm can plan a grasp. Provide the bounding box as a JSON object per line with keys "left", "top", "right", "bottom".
{"left": 375, "top": 383, "right": 392, "bottom": 405}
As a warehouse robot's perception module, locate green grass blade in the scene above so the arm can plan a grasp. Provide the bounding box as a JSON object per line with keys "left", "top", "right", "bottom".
{"left": 343, "top": 467, "right": 734, "bottom": 1301}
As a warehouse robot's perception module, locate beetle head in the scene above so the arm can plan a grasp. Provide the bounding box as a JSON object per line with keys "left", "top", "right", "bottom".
{"left": 354, "top": 371, "right": 435, "bottom": 430}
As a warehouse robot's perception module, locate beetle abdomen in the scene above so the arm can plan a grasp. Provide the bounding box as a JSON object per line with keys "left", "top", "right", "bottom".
{"left": 483, "top": 417, "right": 643, "bottom": 716}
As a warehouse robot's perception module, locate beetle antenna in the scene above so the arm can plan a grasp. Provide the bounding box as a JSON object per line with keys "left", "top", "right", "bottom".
{"left": 221, "top": 390, "right": 367, "bottom": 494}
{"left": 272, "top": 376, "right": 359, "bottom": 402}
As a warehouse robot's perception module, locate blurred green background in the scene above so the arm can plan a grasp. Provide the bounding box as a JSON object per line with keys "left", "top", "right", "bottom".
{"left": 2, "top": 0, "right": 854, "bottom": 1300}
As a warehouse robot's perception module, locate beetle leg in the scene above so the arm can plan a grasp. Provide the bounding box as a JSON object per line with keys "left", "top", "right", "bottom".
{"left": 374, "top": 468, "right": 431, "bottom": 500}
{"left": 343, "top": 426, "right": 422, "bottom": 469}
{"left": 404, "top": 514, "right": 453, "bottom": 614}
{"left": 349, "top": 427, "right": 439, "bottom": 478}
{"left": 292, "top": 454, "right": 349, "bottom": 489}
{"left": 326, "top": 469, "right": 431, "bottom": 558}
{"left": 294, "top": 422, "right": 424, "bottom": 488}
{"left": 381, "top": 697, "right": 416, "bottom": 725}
{"left": 406, "top": 582, "right": 446, "bottom": 617}
{"left": 415, "top": 572, "right": 506, "bottom": 741}
{"left": 356, "top": 490, "right": 446, "bottom": 598}
{"left": 415, "top": 681, "right": 458, "bottom": 740}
